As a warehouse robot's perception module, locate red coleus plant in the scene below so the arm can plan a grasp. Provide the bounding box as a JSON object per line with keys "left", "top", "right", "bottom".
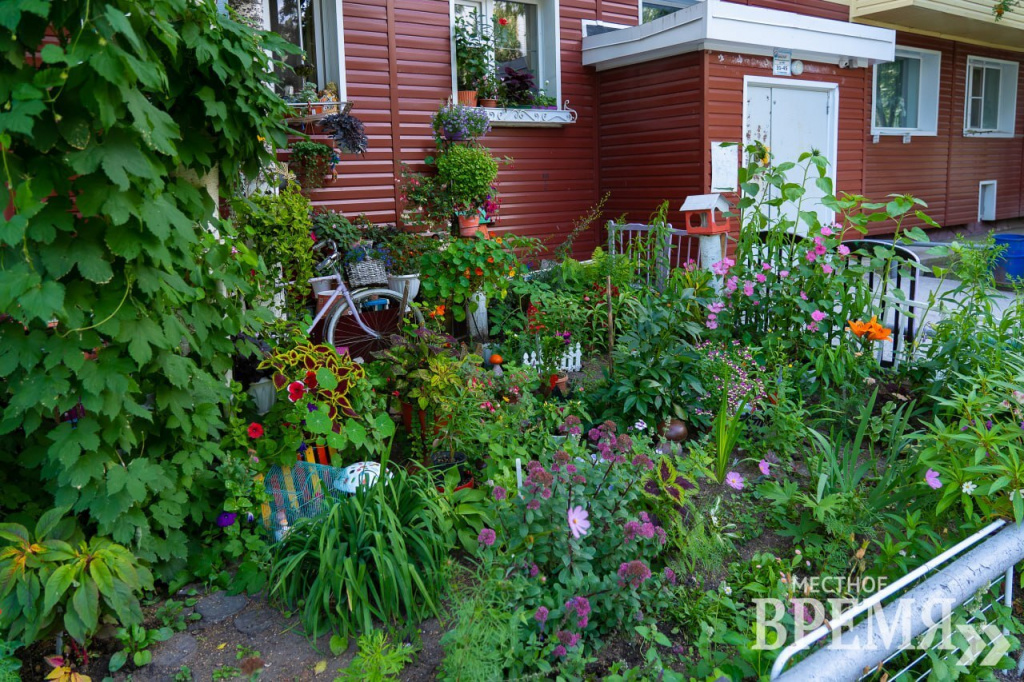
{"left": 259, "top": 343, "right": 366, "bottom": 419}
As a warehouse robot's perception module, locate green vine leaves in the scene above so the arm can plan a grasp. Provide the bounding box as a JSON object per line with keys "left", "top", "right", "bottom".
{"left": 0, "top": 0, "right": 295, "bottom": 574}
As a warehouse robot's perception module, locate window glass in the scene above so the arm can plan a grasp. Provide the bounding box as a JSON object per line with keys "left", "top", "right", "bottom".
{"left": 982, "top": 67, "right": 1001, "bottom": 130}
{"left": 494, "top": 2, "right": 539, "bottom": 79}
{"left": 875, "top": 56, "right": 920, "bottom": 129}
{"left": 269, "top": 0, "right": 319, "bottom": 95}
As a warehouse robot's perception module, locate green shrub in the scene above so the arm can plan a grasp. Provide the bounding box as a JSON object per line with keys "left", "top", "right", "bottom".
{"left": 268, "top": 466, "right": 449, "bottom": 639}
{"left": 0, "top": 0, "right": 293, "bottom": 577}
{"left": 0, "top": 508, "right": 153, "bottom": 645}
{"left": 436, "top": 144, "right": 499, "bottom": 213}
{"left": 233, "top": 183, "right": 315, "bottom": 315}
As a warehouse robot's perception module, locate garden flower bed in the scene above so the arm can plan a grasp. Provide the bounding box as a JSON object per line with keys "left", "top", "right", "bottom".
{"left": 5, "top": 4, "right": 1024, "bottom": 680}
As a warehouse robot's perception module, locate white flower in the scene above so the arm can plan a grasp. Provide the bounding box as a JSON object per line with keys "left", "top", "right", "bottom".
{"left": 633, "top": 419, "right": 647, "bottom": 431}
{"left": 722, "top": 583, "right": 732, "bottom": 596}
{"left": 962, "top": 481, "right": 977, "bottom": 495}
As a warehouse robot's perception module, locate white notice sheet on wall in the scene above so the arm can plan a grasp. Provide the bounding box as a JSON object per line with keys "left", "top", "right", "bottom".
{"left": 711, "top": 142, "right": 738, "bottom": 193}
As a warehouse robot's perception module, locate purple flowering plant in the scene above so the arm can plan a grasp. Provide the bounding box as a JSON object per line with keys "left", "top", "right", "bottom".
{"left": 474, "top": 419, "right": 674, "bottom": 674}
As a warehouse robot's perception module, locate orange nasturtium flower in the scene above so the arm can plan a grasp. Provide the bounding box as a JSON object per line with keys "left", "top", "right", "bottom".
{"left": 848, "top": 315, "right": 892, "bottom": 342}
{"left": 428, "top": 305, "right": 445, "bottom": 318}
{"left": 475, "top": 267, "right": 483, "bottom": 276}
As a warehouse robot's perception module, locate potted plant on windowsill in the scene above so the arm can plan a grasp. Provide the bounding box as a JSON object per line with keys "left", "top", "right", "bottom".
{"left": 436, "top": 143, "right": 500, "bottom": 237}
{"left": 499, "top": 65, "right": 536, "bottom": 109}
{"left": 431, "top": 104, "right": 491, "bottom": 145}
{"left": 477, "top": 74, "right": 499, "bottom": 108}
{"left": 454, "top": 15, "right": 492, "bottom": 106}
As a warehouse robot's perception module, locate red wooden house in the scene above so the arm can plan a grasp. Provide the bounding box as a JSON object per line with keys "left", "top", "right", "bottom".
{"left": 260, "top": 0, "right": 1024, "bottom": 250}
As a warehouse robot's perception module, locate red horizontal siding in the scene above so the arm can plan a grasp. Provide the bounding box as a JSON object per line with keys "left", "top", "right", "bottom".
{"left": 597, "top": 53, "right": 705, "bottom": 234}
{"left": 299, "top": 0, "right": 638, "bottom": 257}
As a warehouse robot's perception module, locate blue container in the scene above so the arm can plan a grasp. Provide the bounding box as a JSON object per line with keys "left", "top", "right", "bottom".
{"left": 994, "top": 234, "right": 1024, "bottom": 280}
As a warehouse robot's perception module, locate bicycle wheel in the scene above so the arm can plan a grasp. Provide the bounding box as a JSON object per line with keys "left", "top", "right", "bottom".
{"left": 324, "top": 288, "right": 423, "bottom": 362}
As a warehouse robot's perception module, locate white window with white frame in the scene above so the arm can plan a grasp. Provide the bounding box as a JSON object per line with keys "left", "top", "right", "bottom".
{"left": 964, "top": 56, "right": 1019, "bottom": 137}
{"left": 871, "top": 47, "right": 940, "bottom": 136}
{"left": 452, "top": 0, "right": 561, "bottom": 110}
{"left": 263, "top": 0, "right": 347, "bottom": 101}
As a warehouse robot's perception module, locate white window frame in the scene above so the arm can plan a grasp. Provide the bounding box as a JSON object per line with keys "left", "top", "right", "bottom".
{"left": 964, "top": 56, "right": 1018, "bottom": 138}
{"left": 449, "top": 0, "right": 562, "bottom": 111}
{"left": 581, "top": 19, "right": 630, "bottom": 37}
{"left": 261, "top": 0, "right": 348, "bottom": 101}
{"left": 870, "top": 46, "right": 940, "bottom": 137}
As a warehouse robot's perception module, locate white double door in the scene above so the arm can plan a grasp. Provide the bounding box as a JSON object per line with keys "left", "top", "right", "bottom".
{"left": 744, "top": 78, "right": 838, "bottom": 232}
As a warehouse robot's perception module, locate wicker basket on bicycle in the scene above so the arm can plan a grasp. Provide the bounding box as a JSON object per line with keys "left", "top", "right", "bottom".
{"left": 344, "top": 256, "right": 389, "bottom": 288}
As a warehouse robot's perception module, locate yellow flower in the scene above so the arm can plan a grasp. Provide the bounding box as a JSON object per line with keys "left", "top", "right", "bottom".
{"left": 508, "top": 269, "right": 516, "bottom": 277}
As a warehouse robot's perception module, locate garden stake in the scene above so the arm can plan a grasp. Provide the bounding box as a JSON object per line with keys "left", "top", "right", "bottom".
{"left": 607, "top": 275, "right": 615, "bottom": 377}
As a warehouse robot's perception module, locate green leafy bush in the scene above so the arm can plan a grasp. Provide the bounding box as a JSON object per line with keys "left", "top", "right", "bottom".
{"left": 436, "top": 144, "right": 499, "bottom": 214}
{"left": 0, "top": 508, "right": 153, "bottom": 645}
{"left": 268, "top": 466, "right": 449, "bottom": 640}
{"left": 233, "top": 183, "right": 316, "bottom": 316}
{"left": 289, "top": 141, "right": 335, "bottom": 189}
{"left": 0, "top": 0, "right": 293, "bottom": 576}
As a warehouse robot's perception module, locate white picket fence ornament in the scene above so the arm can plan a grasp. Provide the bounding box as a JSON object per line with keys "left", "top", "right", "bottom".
{"left": 522, "top": 342, "right": 583, "bottom": 373}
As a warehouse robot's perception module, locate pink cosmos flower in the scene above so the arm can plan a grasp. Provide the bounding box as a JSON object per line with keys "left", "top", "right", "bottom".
{"left": 725, "top": 471, "right": 744, "bottom": 490}
{"left": 759, "top": 459, "right": 771, "bottom": 476}
{"left": 743, "top": 281, "right": 755, "bottom": 297}
{"left": 568, "top": 505, "right": 590, "bottom": 538}
{"left": 820, "top": 226, "right": 834, "bottom": 236}
{"left": 756, "top": 273, "right": 767, "bottom": 283}
{"left": 925, "top": 469, "right": 942, "bottom": 490}
{"left": 811, "top": 310, "right": 827, "bottom": 322}
{"left": 711, "top": 258, "right": 735, "bottom": 276}
{"left": 838, "top": 244, "right": 850, "bottom": 256}
{"left": 822, "top": 264, "right": 834, "bottom": 275}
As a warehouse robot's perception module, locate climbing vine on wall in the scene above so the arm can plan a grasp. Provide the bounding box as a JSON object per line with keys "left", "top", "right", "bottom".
{"left": 0, "top": 0, "right": 294, "bottom": 576}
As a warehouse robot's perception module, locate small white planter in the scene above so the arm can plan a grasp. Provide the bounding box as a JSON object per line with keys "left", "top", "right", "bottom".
{"left": 467, "top": 291, "right": 488, "bottom": 342}
{"left": 387, "top": 273, "right": 421, "bottom": 302}
{"left": 309, "top": 275, "right": 337, "bottom": 295}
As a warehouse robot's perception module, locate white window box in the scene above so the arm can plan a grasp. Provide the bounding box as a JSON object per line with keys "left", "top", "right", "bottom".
{"left": 478, "top": 105, "right": 577, "bottom": 127}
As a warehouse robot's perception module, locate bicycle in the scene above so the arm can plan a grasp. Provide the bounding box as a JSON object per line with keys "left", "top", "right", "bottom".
{"left": 307, "top": 241, "right": 423, "bottom": 362}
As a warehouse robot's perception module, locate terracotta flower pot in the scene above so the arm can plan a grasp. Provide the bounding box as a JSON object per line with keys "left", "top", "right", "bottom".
{"left": 458, "top": 214, "right": 481, "bottom": 237}
{"left": 457, "top": 90, "right": 478, "bottom": 107}
{"left": 479, "top": 98, "right": 498, "bottom": 108}
{"left": 554, "top": 372, "right": 569, "bottom": 394}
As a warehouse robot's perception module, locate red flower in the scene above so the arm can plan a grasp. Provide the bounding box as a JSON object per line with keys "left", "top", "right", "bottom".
{"left": 247, "top": 422, "right": 264, "bottom": 439}
{"left": 287, "top": 381, "right": 306, "bottom": 403}
{"left": 304, "top": 370, "right": 318, "bottom": 390}
{"left": 498, "top": 16, "right": 509, "bottom": 25}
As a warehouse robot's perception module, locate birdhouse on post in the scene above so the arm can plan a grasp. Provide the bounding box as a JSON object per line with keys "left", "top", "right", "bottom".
{"left": 680, "top": 194, "right": 732, "bottom": 236}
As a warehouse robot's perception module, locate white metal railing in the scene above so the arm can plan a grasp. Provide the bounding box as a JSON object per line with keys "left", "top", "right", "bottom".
{"left": 772, "top": 520, "right": 1023, "bottom": 680}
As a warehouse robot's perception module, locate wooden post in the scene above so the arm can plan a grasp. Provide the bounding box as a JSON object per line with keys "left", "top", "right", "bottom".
{"left": 607, "top": 275, "right": 614, "bottom": 377}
